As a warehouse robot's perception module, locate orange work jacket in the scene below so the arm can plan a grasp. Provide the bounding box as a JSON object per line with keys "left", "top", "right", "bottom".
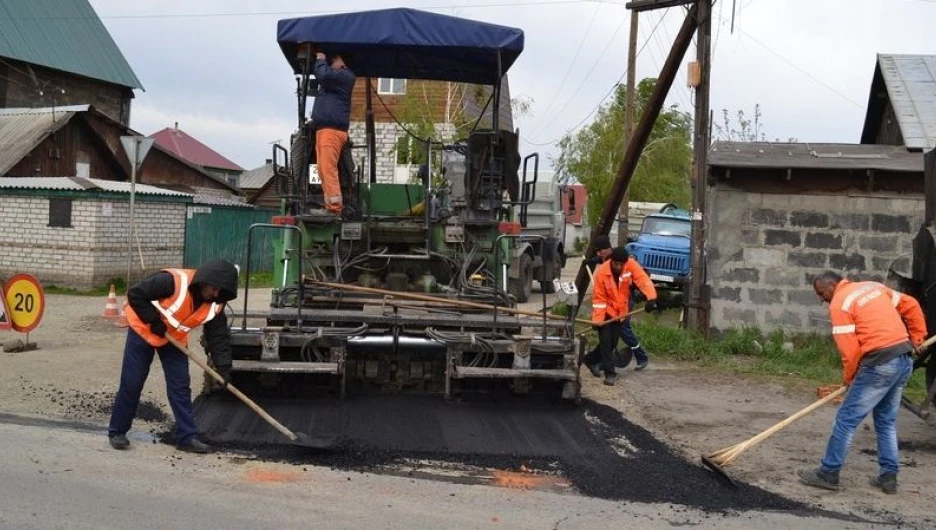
{"left": 591, "top": 259, "right": 657, "bottom": 323}
{"left": 125, "top": 269, "right": 225, "bottom": 348}
{"left": 828, "top": 280, "right": 926, "bottom": 383}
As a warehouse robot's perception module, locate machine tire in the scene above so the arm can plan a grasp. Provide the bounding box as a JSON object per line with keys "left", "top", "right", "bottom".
{"left": 509, "top": 253, "right": 533, "bottom": 303}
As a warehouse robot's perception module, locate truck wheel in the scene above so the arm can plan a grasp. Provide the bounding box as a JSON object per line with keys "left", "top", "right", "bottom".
{"left": 509, "top": 253, "right": 533, "bottom": 303}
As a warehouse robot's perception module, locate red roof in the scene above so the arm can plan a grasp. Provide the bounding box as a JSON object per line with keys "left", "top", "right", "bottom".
{"left": 151, "top": 127, "right": 243, "bottom": 172}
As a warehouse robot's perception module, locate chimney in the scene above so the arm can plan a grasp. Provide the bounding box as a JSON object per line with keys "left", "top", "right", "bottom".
{"left": 265, "top": 158, "right": 272, "bottom": 165}
{"left": 174, "top": 121, "right": 178, "bottom": 130}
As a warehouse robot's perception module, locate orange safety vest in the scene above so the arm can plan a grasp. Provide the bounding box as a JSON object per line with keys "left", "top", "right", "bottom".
{"left": 591, "top": 259, "right": 657, "bottom": 323}
{"left": 828, "top": 280, "right": 926, "bottom": 383}
{"left": 125, "top": 269, "right": 225, "bottom": 348}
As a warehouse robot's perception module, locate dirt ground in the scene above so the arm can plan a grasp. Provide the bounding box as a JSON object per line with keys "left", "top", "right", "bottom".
{"left": 2, "top": 286, "right": 935, "bottom": 525}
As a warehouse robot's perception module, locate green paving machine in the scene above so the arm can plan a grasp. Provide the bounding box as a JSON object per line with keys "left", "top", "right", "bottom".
{"left": 219, "top": 8, "right": 580, "bottom": 401}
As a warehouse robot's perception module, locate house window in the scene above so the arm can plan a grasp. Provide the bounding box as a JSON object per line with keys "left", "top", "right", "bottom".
{"left": 378, "top": 78, "right": 406, "bottom": 95}
{"left": 49, "top": 198, "right": 73, "bottom": 228}
{"left": 227, "top": 174, "right": 239, "bottom": 188}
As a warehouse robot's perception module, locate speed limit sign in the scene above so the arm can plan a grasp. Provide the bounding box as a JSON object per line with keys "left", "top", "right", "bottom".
{"left": 2, "top": 274, "right": 45, "bottom": 333}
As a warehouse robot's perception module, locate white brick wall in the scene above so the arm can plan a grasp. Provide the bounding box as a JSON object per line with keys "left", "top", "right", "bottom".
{"left": 350, "top": 121, "right": 460, "bottom": 184}
{"left": 0, "top": 195, "right": 187, "bottom": 289}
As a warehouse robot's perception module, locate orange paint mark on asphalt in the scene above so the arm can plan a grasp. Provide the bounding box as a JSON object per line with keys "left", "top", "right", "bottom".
{"left": 490, "top": 470, "right": 569, "bottom": 490}
{"left": 245, "top": 467, "right": 303, "bottom": 484}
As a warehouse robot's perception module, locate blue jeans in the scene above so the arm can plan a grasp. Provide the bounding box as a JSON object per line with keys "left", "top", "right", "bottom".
{"left": 620, "top": 315, "right": 648, "bottom": 363}
{"left": 820, "top": 354, "right": 913, "bottom": 476}
{"left": 109, "top": 328, "right": 198, "bottom": 444}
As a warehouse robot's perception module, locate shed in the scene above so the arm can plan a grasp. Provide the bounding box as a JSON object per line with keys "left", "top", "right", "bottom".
{"left": 861, "top": 54, "right": 936, "bottom": 151}
{"left": 705, "top": 141, "right": 924, "bottom": 334}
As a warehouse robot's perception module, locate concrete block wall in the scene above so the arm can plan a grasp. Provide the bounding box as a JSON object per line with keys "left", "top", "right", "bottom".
{"left": 0, "top": 196, "right": 187, "bottom": 289}
{"left": 707, "top": 188, "right": 924, "bottom": 334}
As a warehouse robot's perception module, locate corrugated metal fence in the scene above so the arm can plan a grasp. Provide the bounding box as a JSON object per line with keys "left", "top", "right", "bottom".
{"left": 184, "top": 205, "right": 279, "bottom": 273}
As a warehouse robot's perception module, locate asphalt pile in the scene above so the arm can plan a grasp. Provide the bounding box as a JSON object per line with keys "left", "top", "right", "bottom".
{"left": 18, "top": 377, "right": 169, "bottom": 424}
{"left": 193, "top": 393, "right": 835, "bottom": 515}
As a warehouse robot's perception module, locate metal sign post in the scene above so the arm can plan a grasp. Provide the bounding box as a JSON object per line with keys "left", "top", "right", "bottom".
{"left": 119, "top": 136, "right": 155, "bottom": 289}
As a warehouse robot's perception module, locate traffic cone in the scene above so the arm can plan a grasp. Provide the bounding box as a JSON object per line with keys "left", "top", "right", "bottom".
{"left": 103, "top": 285, "right": 120, "bottom": 318}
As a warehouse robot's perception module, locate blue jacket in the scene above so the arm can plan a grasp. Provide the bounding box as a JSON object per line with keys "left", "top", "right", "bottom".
{"left": 311, "top": 58, "right": 356, "bottom": 131}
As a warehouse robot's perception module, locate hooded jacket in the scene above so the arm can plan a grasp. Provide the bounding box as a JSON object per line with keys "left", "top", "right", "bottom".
{"left": 310, "top": 58, "right": 356, "bottom": 131}
{"left": 591, "top": 258, "right": 656, "bottom": 323}
{"left": 126, "top": 260, "right": 238, "bottom": 369}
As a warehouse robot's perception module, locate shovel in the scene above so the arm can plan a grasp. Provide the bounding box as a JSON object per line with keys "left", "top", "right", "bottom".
{"left": 165, "top": 335, "right": 337, "bottom": 449}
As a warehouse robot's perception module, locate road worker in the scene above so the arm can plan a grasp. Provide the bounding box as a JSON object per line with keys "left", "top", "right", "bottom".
{"left": 108, "top": 260, "right": 238, "bottom": 453}
{"left": 582, "top": 246, "right": 659, "bottom": 386}
{"left": 312, "top": 51, "right": 356, "bottom": 217}
{"left": 585, "top": 235, "right": 653, "bottom": 371}
{"left": 799, "top": 271, "right": 926, "bottom": 494}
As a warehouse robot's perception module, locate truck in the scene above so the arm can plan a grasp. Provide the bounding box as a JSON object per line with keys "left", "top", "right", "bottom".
{"left": 624, "top": 203, "right": 692, "bottom": 290}
{"left": 214, "top": 8, "right": 581, "bottom": 403}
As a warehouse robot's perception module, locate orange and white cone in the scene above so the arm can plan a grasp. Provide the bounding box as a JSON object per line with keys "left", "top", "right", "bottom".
{"left": 103, "top": 285, "right": 120, "bottom": 318}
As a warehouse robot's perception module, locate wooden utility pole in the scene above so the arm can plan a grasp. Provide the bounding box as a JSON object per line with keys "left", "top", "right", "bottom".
{"left": 686, "top": 0, "right": 712, "bottom": 331}
{"left": 617, "top": 11, "right": 640, "bottom": 246}
{"left": 574, "top": 2, "right": 698, "bottom": 308}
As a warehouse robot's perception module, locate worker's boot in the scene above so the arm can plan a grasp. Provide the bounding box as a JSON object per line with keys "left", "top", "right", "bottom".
{"left": 798, "top": 468, "right": 840, "bottom": 491}
{"left": 603, "top": 373, "right": 617, "bottom": 386}
{"left": 869, "top": 473, "right": 897, "bottom": 494}
{"left": 586, "top": 363, "right": 602, "bottom": 378}
{"left": 108, "top": 433, "right": 130, "bottom": 450}
{"left": 177, "top": 437, "right": 212, "bottom": 454}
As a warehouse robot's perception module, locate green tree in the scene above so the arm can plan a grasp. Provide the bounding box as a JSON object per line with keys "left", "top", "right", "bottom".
{"left": 554, "top": 78, "right": 692, "bottom": 226}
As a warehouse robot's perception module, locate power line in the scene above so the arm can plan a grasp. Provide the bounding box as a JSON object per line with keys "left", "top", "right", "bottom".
{"left": 525, "top": 2, "right": 603, "bottom": 133}
{"left": 522, "top": 7, "right": 670, "bottom": 147}
{"left": 0, "top": 1, "right": 628, "bottom": 21}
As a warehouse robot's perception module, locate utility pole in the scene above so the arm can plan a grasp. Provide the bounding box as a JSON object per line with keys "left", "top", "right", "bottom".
{"left": 575, "top": 1, "right": 698, "bottom": 308}
{"left": 617, "top": 10, "right": 640, "bottom": 246}
{"left": 686, "top": 0, "right": 712, "bottom": 331}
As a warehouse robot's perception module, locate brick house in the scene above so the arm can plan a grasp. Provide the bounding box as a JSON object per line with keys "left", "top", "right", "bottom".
{"left": 347, "top": 77, "right": 514, "bottom": 183}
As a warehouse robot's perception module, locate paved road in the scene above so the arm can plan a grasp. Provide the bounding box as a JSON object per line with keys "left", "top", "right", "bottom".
{"left": 0, "top": 415, "right": 887, "bottom": 530}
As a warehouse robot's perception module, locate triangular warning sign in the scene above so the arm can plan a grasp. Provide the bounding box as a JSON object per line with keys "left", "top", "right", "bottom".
{"left": 0, "top": 280, "right": 10, "bottom": 331}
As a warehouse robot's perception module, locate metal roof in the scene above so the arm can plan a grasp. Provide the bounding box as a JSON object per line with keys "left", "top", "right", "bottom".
{"left": 192, "top": 193, "right": 253, "bottom": 207}
{"left": 709, "top": 141, "right": 924, "bottom": 173}
{"left": 0, "top": 106, "right": 85, "bottom": 175}
{"left": 0, "top": 0, "right": 142, "bottom": 89}
{"left": 152, "top": 127, "right": 244, "bottom": 172}
{"left": 239, "top": 163, "right": 274, "bottom": 190}
{"left": 0, "top": 176, "right": 192, "bottom": 197}
{"left": 861, "top": 54, "right": 936, "bottom": 150}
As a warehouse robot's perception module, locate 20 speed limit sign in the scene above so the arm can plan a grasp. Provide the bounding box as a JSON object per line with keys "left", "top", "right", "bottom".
{"left": 2, "top": 274, "right": 45, "bottom": 333}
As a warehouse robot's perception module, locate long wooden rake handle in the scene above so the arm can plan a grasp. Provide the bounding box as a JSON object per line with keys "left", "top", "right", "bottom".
{"left": 165, "top": 335, "right": 300, "bottom": 442}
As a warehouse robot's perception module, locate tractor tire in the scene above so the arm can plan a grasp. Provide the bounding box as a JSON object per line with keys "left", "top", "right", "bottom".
{"left": 508, "top": 253, "right": 533, "bottom": 303}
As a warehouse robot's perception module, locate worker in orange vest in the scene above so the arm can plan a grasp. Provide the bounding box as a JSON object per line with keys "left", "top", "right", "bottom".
{"left": 108, "top": 260, "right": 238, "bottom": 453}
{"left": 799, "top": 271, "right": 925, "bottom": 494}
{"left": 582, "top": 246, "right": 659, "bottom": 386}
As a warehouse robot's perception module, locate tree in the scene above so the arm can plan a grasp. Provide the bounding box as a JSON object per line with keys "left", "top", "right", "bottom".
{"left": 554, "top": 78, "right": 692, "bottom": 227}
{"left": 713, "top": 104, "right": 796, "bottom": 143}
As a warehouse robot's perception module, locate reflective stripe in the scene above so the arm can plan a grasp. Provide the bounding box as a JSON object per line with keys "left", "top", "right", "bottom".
{"left": 593, "top": 303, "right": 607, "bottom": 309}
{"left": 164, "top": 269, "right": 189, "bottom": 313}
{"left": 325, "top": 195, "right": 343, "bottom": 205}
{"left": 153, "top": 302, "right": 182, "bottom": 330}
{"left": 892, "top": 291, "right": 901, "bottom": 307}
{"left": 832, "top": 324, "right": 856, "bottom": 335}
{"left": 620, "top": 272, "right": 632, "bottom": 280}
{"left": 841, "top": 284, "right": 876, "bottom": 311}
{"left": 201, "top": 303, "right": 221, "bottom": 325}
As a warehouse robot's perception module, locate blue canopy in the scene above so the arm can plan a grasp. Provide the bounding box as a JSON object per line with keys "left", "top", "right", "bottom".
{"left": 277, "top": 8, "right": 524, "bottom": 85}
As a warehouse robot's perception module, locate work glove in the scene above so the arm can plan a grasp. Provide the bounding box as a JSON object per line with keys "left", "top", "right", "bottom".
{"left": 645, "top": 300, "right": 661, "bottom": 314}
{"left": 150, "top": 320, "right": 167, "bottom": 338}
{"left": 215, "top": 365, "right": 232, "bottom": 388}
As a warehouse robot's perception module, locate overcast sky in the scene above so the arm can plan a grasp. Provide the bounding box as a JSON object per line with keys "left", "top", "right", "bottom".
{"left": 88, "top": 0, "right": 936, "bottom": 171}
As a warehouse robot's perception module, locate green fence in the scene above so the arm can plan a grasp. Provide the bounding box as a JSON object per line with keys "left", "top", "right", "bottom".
{"left": 184, "top": 206, "right": 279, "bottom": 273}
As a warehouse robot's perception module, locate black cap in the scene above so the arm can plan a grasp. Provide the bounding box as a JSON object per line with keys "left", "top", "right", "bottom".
{"left": 610, "top": 246, "right": 629, "bottom": 263}
{"left": 592, "top": 235, "right": 611, "bottom": 251}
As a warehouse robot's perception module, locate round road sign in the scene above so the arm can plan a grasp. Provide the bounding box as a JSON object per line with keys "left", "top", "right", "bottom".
{"left": 3, "top": 274, "right": 45, "bottom": 333}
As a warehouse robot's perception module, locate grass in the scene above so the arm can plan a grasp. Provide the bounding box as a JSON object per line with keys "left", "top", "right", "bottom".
{"left": 590, "top": 310, "right": 931, "bottom": 402}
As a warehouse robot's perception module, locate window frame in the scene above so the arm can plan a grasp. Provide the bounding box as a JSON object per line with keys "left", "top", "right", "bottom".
{"left": 377, "top": 78, "right": 407, "bottom": 95}
{"left": 48, "top": 198, "right": 73, "bottom": 228}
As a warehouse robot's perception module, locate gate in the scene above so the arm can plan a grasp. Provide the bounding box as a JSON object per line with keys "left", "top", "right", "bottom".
{"left": 184, "top": 205, "right": 278, "bottom": 272}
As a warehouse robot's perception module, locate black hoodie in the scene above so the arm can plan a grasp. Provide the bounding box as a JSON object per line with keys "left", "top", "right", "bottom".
{"left": 127, "top": 260, "right": 238, "bottom": 368}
